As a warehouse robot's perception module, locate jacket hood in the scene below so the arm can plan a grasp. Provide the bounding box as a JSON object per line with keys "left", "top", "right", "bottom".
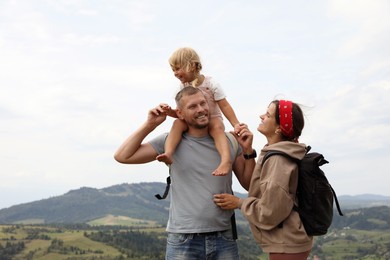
{"left": 261, "top": 141, "right": 307, "bottom": 161}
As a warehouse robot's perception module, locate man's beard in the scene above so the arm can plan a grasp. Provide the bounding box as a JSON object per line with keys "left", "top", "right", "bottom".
{"left": 188, "top": 115, "right": 209, "bottom": 129}
{"left": 192, "top": 122, "right": 208, "bottom": 129}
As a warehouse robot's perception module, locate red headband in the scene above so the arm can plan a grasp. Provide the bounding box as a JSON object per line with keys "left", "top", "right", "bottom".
{"left": 279, "top": 100, "right": 294, "bottom": 138}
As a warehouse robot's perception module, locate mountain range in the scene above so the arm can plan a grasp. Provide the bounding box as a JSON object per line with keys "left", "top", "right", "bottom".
{"left": 0, "top": 182, "right": 389, "bottom": 224}
{"left": 0, "top": 182, "right": 170, "bottom": 224}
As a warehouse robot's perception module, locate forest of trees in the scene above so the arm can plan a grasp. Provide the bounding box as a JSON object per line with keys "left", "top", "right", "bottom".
{"left": 86, "top": 229, "right": 166, "bottom": 259}
{"left": 1, "top": 206, "right": 389, "bottom": 259}
{"left": 1, "top": 220, "right": 389, "bottom": 259}
{"left": 0, "top": 241, "right": 25, "bottom": 260}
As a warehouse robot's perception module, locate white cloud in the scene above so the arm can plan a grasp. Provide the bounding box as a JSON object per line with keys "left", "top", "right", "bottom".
{"left": 329, "top": 0, "right": 390, "bottom": 57}
{"left": 0, "top": 0, "right": 389, "bottom": 209}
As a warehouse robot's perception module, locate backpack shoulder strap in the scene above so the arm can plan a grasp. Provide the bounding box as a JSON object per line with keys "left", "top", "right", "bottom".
{"left": 262, "top": 146, "right": 311, "bottom": 165}
{"left": 261, "top": 150, "right": 298, "bottom": 229}
{"left": 155, "top": 174, "right": 171, "bottom": 200}
{"left": 262, "top": 149, "right": 302, "bottom": 208}
{"left": 225, "top": 132, "right": 239, "bottom": 240}
{"left": 330, "top": 184, "right": 344, "bottom": 216}
{"left": 262, "top": 150, "right": 295, "bottom": 164}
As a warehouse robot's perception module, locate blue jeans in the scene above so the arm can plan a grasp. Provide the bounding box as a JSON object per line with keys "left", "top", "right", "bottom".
{"left": 166, "top": 229, "right": 239, "bottom": 260}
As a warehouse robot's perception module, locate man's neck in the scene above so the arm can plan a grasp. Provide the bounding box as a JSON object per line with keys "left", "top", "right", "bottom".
{"left": 186, "top": 127, "right": 209, "bottom": 138}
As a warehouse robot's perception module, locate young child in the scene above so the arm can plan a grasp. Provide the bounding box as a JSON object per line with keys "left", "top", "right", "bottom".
{"left": 156, "top": 47, "right": 240, "bottom": 176}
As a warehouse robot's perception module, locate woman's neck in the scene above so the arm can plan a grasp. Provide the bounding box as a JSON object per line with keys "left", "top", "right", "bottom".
{"left": 266, "top": 135, "right": 283, "bottom": 145}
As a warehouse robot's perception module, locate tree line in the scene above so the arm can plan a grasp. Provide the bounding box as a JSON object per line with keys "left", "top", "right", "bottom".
{"left": 85, "top": 229, "right": 166, "bottom": 259}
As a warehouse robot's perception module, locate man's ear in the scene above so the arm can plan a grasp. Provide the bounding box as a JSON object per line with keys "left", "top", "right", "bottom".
{"left": 176, "top": 109, "right": 184, "bottom": 120}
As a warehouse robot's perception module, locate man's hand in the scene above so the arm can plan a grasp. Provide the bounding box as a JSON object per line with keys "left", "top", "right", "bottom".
{"left": 231, "top": 123, "right": 254, "bottom": 154}
{"left": 147, "top": 103, "right": 170, "bottom": 127}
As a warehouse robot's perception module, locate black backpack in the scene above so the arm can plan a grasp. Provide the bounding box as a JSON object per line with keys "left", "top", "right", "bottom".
{"left": 262, "top": 146, "right": 343, "bottom": 236}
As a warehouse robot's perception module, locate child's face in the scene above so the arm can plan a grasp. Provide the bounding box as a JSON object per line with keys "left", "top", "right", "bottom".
{"left": 171, "top": 65, "right": 196, "bottom": 84}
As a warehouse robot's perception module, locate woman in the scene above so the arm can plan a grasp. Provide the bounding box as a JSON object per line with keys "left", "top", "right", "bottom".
{"left": 214, "top": 100, "right": 313, "bottom": 260}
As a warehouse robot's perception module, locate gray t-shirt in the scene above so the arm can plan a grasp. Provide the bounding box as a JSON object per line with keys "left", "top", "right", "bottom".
{"left": 149, "top": 132, "right": 241, "bottom": 233}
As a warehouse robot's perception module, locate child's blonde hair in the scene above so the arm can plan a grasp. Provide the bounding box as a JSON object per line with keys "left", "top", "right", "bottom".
{"left": 169, "top": 47, "right": 203, "bottom": 86}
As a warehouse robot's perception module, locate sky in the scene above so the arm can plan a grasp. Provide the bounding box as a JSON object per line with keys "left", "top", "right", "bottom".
{"left": 1, "top": 0, "right": 389, "bottom": 210}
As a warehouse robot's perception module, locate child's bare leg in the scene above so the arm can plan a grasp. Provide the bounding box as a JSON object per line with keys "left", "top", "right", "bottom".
{"left": 156, "top": 119, "right": 188, "bottom": 165}
{"left": 209, "top": 118, "right": 231, "bottom": 176}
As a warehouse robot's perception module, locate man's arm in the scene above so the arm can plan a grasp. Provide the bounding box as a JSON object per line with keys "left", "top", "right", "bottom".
{"left": 114, "top": 104, "right": 168, "bottom": 164}
{"left": 213, "top": 124, "right": 255, "bottom": 209}
{"left": 231, "top": 123, "right": 255, "bottom": 191}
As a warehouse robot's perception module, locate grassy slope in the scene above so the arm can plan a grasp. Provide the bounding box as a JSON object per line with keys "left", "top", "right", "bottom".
{"left": 317, "top": 229, "right": 390, "bottom": 259}
{"left": 1, "top": 224, "right": 123, "bottom": 260}
{"left": 2, "top": 215, "right": 390, "bottom": 259}
{"left": 87, "top": 214, "right": 160, "bottom": 227}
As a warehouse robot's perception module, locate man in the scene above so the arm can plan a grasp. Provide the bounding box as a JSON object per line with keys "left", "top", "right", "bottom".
{"left": 114, "top": 87, "right": 256, "bottom": 259}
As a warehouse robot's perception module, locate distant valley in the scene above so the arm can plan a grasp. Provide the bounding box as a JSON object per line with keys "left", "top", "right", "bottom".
{"left": 0, "top": 182, "right": 389, "bottom": 224}
{"left": 0, "top": 182, "right": 389, "bottom": 259}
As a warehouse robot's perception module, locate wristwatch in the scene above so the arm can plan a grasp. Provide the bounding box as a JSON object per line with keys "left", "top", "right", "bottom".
{"left": 243, "top": 150, "right": 257, "bottom": 160}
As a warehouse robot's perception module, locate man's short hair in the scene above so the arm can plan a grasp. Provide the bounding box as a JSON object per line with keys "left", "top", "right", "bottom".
{"left": 175, "top": 86, "right": 201, "bottom": 107}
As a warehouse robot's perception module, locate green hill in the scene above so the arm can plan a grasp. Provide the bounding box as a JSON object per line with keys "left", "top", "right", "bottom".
{"left": 0, "top": 183, "right": 171, "bottom": 225}
{"left": 1, "top": 182, "right": 390, "bottom": 230}
{"left": 0, "top": 183, "right": 390, "bottom": 259}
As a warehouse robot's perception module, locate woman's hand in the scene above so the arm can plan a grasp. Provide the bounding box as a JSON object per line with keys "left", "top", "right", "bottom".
{"left": 213, "top": 193, "right": 241, "bottom": 210}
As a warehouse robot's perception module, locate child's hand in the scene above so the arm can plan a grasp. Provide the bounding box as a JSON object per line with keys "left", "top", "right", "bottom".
{"left": 159, "top": 103, "right": 179, "bottom": 118}
{"left": 233, "top": 123, "right": 241, "bottom": 135}
{"left": 160, "top": 103, "right": 171, "bottom": 112}
{"left": 232, "top": 123, "right": 253, "bottom": 148}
